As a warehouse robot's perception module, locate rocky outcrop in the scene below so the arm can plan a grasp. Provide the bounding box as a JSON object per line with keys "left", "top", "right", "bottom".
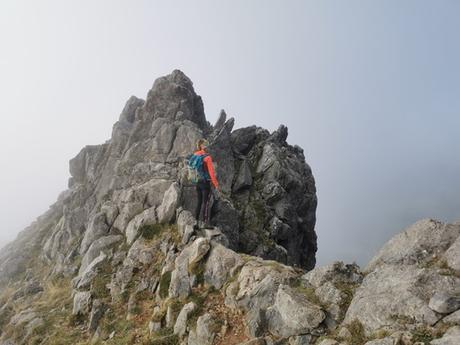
{"left": 0, "top": 70, "right": 317, "bottom": 294}
{"left": 343, "top": 219, "right": 460, "bottom": 340}
{"left": 0, "top": 70, "right": 458, "bottom": 345}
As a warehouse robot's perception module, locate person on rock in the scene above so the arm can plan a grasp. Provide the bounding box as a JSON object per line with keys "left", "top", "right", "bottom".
{"left": 192, "top": 138, "right": 220, "bottom": 229}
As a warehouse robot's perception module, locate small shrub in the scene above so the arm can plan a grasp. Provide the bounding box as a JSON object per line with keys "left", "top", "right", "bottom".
{"left": 412, "top": 327, "right": 434, "bottom": 344}
{"left": 188, "top": 261, "right": 205, "bottom": 286}
{"left": 89, "top": 259, "right": 113, "bottom": 299}
{"left": 140, "top": 224, "right": 164, "bottom": 240}
{"left": 68, "top": 312, "right": 86, "bottom": 327}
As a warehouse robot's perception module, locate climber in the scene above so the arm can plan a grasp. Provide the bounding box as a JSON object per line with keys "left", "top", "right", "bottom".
{"left": 190, "top": 138, "right": 220, "bottom": 229}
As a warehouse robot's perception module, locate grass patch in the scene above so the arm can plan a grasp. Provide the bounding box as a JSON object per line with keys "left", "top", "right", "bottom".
{"left": 151, "top": 298, "right": 182, "bottom": 324}
{"left": 334, "top": 281, "right": 359, "bottom": 322}
{"left": 139, "top": 223, "right": 181, "bottom": 245}
{"left": 90, "top": 259, "right": 113, "bottom": 300}
{"left": 185, "top": 288, "right": 220, "bottom": 331}
{"left": 371, "top": 329, "right": 391, "bottom": 340}
{"left": 159, "top": 271, "right": 172, "bottom": 299}
{"left": 290, "top": 278, "right": 323, "bottom": 306}
{"left": 188, "top": 261, "right": 205, "bottom": 286}
{"left": 144, "top": 327, "right": 179, "bottom": 345}
{"left": 347, "top": 319, "right": 367, "bottom": 345}
{"left": 140, "top": 224, "right": 165, "bottom": 240}
{"left": 389, "top": 313, "right": 416, "bottom": 325}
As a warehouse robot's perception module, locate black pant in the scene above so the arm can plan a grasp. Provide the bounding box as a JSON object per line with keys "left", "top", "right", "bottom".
{"left": 195, "top": 180, "right": 212, "bottom": 222}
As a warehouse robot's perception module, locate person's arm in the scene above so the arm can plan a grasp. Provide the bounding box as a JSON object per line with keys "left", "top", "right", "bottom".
{"left": 204, "top": 155, "right": 219, "bottom": 189}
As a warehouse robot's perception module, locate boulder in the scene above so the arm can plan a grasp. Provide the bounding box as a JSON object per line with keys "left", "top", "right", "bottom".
{"left": 428, "top": 292, "right": 460, "bottom": 314}
{"left": 79, "top": 235, "right": 123, "bottom": 274}
{"left": 266, "top": 284, "right": 325, "bottom": 337}
{"left": 169, "top": 238, "right": 211, "bottom": 298}
{"left": 125, "top": 206, "right": 157, "bottom": 245}
{"left": 204, "top": 242, "right": 243, "bottom": 289}
{"left": 157, "top": 182, "right": 180, "bottom": 223}
{"left": 74, "top": 252, "right": 108, "bottom": 289}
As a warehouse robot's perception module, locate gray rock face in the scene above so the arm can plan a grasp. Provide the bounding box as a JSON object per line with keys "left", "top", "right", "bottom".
{"left": 343, "top": 263, "right": 460, "bottom": 335}
{"left": 345, "top": 219, "right": 460, "bottom": 337}
{"left": 444, "top": 235, "right": 460, "bottom": 271}
{"left": 366, "top": 219, "right": 460, "bottom": 272}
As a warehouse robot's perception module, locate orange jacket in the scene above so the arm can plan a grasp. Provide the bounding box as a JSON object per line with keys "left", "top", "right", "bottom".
{"left": 194, "top": 149, "right": 219, "bottom": 189}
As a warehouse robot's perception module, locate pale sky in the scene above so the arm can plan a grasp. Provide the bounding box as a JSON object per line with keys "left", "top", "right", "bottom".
{"left": 1, "top": 1, "right": 459, "bottom": 266}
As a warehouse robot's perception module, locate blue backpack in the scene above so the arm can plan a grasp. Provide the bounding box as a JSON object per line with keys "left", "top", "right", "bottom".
{"left": 187, "top": 153, "right": 210, "bottom": 184}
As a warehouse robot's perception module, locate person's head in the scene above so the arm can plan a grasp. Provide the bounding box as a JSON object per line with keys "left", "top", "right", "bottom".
{"left": 196, "top": 138, "right": 209, "bottom": 151}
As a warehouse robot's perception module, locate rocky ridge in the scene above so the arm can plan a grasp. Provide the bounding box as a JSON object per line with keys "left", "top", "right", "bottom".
{"left": 0, "top": 71, "right": 458, "bottom": 345}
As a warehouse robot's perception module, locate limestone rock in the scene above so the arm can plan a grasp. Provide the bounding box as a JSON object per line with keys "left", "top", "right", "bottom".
{"left": 204, "top": 242, "right": 243, "bottom": 289}
{"left": 169, "top": 238, "right": 210, "bottom": 299}
{"left": 316, "top": 340, "right": 338, "bottom": 345}
{"left": 430, "top": 326, "right": 460, "bottom": 345}
{"left": 80, "top": 212, "right": 109, "bottom": 255}
{"left": 443, "top": 309, "right": 460, "bottom": 323}
{"left": 79, "top": 235, "right": 123, "bottom": 274}
{"left": 343, "top": 263, "right": 460, "bottom": 335}
{"left": 157, "top": 182, "right": 180, "bottom": 223}
{"left": 187, "top": 313, "right": 216, "bottom": 345}
{"left": 73, "top": 291, "right": 92, "bottom": 315}
{"left": 125, "top": 206, "right": 157, "bottom": 245}
{"left": 74, "top": 252, "right": 108, "bottom": 289}
{"left": 266, "top": 284, "right": 325, "bottom": 337}
{"left": 88, "top": 299, "right": 106, "bottom": 332}
{"left": 444, "top": 235, "right": 460, "bottom": 271}
{"left": 428, "top": 292, "right": 460, "bottom": 314}
{"left": 0, "top": 70, "right": 320, "bottom": 343}
{"left": 366, "top": 219, "right": 460, "bottom": 272}
{"left": 174, "top": 302, "right": 197, "bottom": 337}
